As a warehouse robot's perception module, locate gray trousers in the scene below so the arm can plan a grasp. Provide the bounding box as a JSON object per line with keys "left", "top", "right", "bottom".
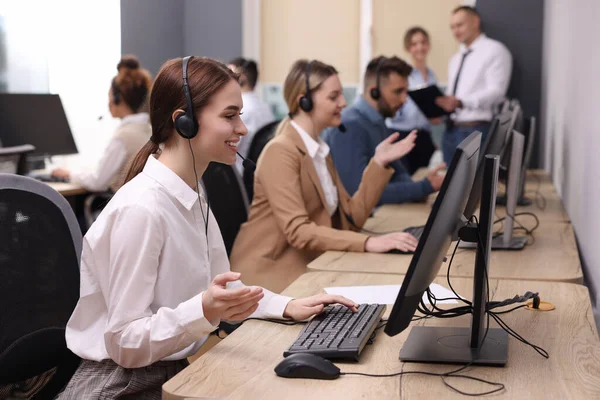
{"left": 56, "top": 358, "right": 189, "bottom": 399}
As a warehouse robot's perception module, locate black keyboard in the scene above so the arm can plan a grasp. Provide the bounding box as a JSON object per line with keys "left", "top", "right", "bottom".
{"left": 403, "top": 225, "right": 425, "bottom": 240}
{"left": 284, "top": 303, "right": 386, "bottom": 361}
{"left": 387, "top": 225, "right": 425, "bottom": 254}
{"left": 28, "top": 172, "right": 69, "bottom": 183}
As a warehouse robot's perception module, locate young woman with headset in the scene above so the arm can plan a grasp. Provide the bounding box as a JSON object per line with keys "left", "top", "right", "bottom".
{"left": 52, "top": 55, "right": 152, "bottom": 192}
{"left": 57, "top": 57, "right": 356, "bottom": 399}
{"left": 229, "top": 59, "right": 419, "bottom": 294}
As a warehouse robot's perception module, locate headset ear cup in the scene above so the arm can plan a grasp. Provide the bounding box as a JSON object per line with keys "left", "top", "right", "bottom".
{"left": 370, "top": 87, "right": 380, "bottom": 100}
{"left": 175, "top": 114, "right": 198, "bottom": 139}
{"left": 299, "top": 95, "right": 313, "bottom": 112}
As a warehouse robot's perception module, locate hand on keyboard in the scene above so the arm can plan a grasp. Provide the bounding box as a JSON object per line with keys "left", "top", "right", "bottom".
{"left": 284, "top": 303, "right": 386, "bottom": 360}
{"left": 283, "top": 294, "right": 358, "bottom": 321}
{"left": 365, "top": 231, "right": 418, "bottom": 253}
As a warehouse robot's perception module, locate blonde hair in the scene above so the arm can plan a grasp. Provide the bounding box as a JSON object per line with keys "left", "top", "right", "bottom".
{"left": 274, "top": 59, "right": 338, "bottom": 136}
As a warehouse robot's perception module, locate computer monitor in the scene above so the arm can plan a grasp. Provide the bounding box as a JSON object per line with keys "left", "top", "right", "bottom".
{"left": 384, "top": 132, "right": 508, "bottom": 365}
{"left": 463, "top": 110, "right": 513, "bottom": 219}
{"left": 0, "top": 94, "right": 78, "bottom": 158}
{"left": 517, "top": 117, "right": 536, "bottom": 203}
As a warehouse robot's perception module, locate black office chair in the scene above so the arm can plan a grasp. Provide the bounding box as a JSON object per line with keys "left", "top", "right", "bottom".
{"left": 0, "top": 174, "right": 82, "bottom": 399}
{"left": 243, "top": 120, "right": 280, "bottom": 201}
{"left": 0, "top": 144, "right": 35, "bottom": 175}
{"left": 202, "top": 162, "right": 249, "bottom": 257}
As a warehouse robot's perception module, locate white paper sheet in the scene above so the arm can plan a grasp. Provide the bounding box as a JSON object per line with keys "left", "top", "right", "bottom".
{"left": 324, "top": 283, "right": 461, "bottom": 305}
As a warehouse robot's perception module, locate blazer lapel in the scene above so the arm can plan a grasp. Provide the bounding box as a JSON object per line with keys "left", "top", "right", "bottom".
{"left": 283, "top": 123, "right": 329, "bottom": 211}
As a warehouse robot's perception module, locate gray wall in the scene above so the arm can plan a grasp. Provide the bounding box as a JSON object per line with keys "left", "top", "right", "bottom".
{"left": 542, "top": 0, "right": 600, "bottom": 334}
{"left": 183, "top": 0, "right": 242, "bottom": 63}
{"left": 120, "top": 0, "right": 242, "bottom": 77}
{"left": 120, "top": 0, "right": 184, "bottom": 77}
{"left": 477, "top": 0, "right": 544, "bottom": 168}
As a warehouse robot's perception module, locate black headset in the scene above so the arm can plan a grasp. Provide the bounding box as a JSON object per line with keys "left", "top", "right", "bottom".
{"left": 298, "top": 60, "right": 314, "bottom": 112}
{"left": 370, "top": 57, "right": 387, "bottom": 100}
{"left": 111, "top": 78, "right": 120, "bottom": 105}
{"left": 175, "top": 56, "right": 199, "bottom": 140}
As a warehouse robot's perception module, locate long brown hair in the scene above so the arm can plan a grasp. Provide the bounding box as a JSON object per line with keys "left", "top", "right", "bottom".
{"left": 122, "top": 57, "right": 238, "bottom": 184}
{"left": 275, "top": 59, "right": 338, "bottom": 136}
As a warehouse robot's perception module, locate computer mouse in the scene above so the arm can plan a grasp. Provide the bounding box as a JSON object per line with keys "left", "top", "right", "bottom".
{"left": 274, "top": 353, "right": 340, "bottom": 380}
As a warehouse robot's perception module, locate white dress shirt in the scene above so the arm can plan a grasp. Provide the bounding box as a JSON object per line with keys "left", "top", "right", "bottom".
{"left": 236, "top": 91, "right": 275, "bottom": 174}
{"left": 447, "top": 34, "right": 512, "bottom": 122}
{"left": 65, "top": 155, "right": 292, "bottom": 368}
{"left": 290, "top": 120, "right": 338, "bottom": 216}
{"left": 70, "top": 113, "right": 151, "bottom": 192}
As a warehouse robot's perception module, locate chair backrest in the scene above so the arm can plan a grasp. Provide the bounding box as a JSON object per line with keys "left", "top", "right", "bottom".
{"left": 243, "top": 120, "right": 280, "bottom": 201}
{"left": 202, "top": 163, "right": 249, "bottom": 256}
{"left": 0, "top": 174, "right": 82, "bottom": 384}
{"left": 0, "top": 144, "right": 35, "bottom": 175}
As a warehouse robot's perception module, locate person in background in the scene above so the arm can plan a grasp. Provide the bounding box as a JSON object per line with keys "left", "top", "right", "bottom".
{"left": 435, "top": 5, "right": 512, "bottom": 163}
{"left": 230, "top": 59, "right": 419, "bottom": 293}
{"left": 227, "top": 57, "right": 275, "bottom": 174}
{"left": 57, "top": 56, "right": 357, "bottom": 399}
{"left": 325, "top": 56, "right": 445, "bottom": 206}
{"left": 386, "top": 27, "right": 440, "bottom": 173}
{"left": 51, "top": 55, "right": 152, "bottom": 192}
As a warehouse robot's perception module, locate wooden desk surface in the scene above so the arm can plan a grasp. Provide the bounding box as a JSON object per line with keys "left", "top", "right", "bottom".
{"left": 163, "top": 272, "right": 600, "bottom": 399}
{"left": 308, "top": 169, "right": 580, "bottom": 283}
{"left": 310, "top": 218, "right": 582, "bottom": 283}
{"left": 395, "top": 169, "right": 569, "bottom": 223}
{"left": 47, "top": 181, "right": 88, "bottom": 197}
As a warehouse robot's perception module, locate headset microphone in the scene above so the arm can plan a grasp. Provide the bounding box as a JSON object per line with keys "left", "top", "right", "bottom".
{"left": 236, "top": 151, "right": 256, "bottom": 172}
{"left": 338, "top": 123, "right": 346, "bottom": 133}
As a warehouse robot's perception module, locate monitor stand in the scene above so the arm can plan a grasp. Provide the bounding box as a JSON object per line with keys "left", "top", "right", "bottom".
{"left": 495, "top": 194, "right": 533, "bottom": 207}
{"left": 400, "top": 156, "right": 508, "bottom": 366}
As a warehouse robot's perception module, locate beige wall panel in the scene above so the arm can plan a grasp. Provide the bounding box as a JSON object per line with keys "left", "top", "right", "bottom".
{"left": 261, "top": 0, "right": 361, "bottom": 84}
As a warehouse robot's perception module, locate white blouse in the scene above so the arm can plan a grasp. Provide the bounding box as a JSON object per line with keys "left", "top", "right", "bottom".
{"left": 65, "top": 155, "right": 292, "bottom": 368}
{"left": 290, "top": 120, "right": 339, "bottom": 216}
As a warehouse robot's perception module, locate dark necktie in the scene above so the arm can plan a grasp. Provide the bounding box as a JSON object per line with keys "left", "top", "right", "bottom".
{"left": 452, "top": 49, "right": 472, "bottom": 95}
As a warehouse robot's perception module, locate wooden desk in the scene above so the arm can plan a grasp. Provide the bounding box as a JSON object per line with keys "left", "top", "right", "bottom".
{"left": 163, "top": 272, "right": 600, "bottom": 399}
{"left": 311, "top": 219, "right": 582, "bottom": 284}
{"left": 398, "top": 170, "right": 567, "bottom": 229}
{"left": 309, "top": 169, "right": 580, "bottom": 283}
{"left": 47, "top": 182, "right": 88, "bottom": 197}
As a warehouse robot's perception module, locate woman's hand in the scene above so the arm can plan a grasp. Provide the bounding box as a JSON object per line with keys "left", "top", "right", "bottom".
{"left": 365, "top": 232, "right": 419, "bottom": 253}
{"left": 202, "top": 272, "right": 264, "bottom": 324}
{"left": 283, "top": 294, "right": 359, "bottom": 321}
{"left": 373, "top": 130, "right": 417, "bottom": 167}
{"left": 51, "top": 168, "right": 71, "bottom": 180}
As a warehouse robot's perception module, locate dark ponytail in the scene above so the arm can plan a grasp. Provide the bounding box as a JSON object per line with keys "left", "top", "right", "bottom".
{"left": 122, "top": 140, "right": 160, "bottom": 185}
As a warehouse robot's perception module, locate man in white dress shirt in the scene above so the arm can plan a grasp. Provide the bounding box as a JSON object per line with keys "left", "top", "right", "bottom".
{"left": 435, "top": 6, "right": 512, "bottom": 163}
{"left": 228, "top": 58, "right": 275, "bottom": 174}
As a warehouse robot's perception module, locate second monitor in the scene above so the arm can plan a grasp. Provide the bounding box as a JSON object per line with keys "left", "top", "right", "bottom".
{"left": 384, "top": 131, "right": 508, "bottom": 365}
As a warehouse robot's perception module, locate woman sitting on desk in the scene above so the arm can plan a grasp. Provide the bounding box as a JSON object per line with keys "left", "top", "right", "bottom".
{"left": 386, "top": 27, "right": 440, "bottom": 173}
{"left": 230, "top": 59, "right": 419, "bottom": 293}
{"left": 52, "top": 55, "right": 152, "bottom": 192}
{"left": 57, "top": 56, "right": 357, "bottom": 399}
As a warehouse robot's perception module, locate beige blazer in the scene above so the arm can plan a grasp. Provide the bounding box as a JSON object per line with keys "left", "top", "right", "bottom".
{"left": 230, "top": 122, "right": 393, "bottom": 293}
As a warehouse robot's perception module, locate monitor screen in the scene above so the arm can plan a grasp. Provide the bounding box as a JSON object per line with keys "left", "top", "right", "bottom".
{"left": 0, "top": 94, "right": 78, "bottom": 157}
{"left": 384, "top": 131, "right": 481, "bottom": 336}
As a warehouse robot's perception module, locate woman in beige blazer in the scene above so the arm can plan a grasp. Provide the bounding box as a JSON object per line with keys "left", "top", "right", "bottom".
{"left": 51, "top": 55, "right": 152, "bottom": 192}
{"left": 230, "top": 59, "right": 419, "bottom": 293}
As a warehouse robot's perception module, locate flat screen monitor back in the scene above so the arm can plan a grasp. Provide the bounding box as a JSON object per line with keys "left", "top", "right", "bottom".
{"left": 464, "top": 110, "right": 512, "bottom": 218}
{"left": 0, "top": 94, "right": 78, "bottom": 157}
{"left": 384, "top": 131, "right": 481, "bottom": 336}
